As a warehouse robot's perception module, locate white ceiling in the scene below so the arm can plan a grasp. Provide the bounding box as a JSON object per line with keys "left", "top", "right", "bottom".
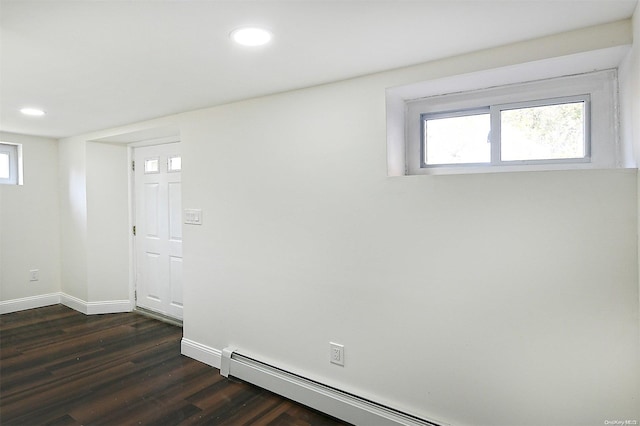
{"left": 1, "top": 0, "right": 638, "bottom": 139}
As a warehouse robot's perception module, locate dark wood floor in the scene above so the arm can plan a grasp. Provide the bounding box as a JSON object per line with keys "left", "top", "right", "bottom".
{"left": 0, "top": 305, "right": 349, "bottom": 426}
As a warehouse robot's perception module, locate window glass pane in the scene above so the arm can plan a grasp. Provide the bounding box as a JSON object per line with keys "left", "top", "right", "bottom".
{"left": 0, "top": 153, "right": 9, "bottom": 179}
{"left": 424, "top": 113, "right": 491, "bottom": 165}
{"left": 168, "top": 156, "right": 181, "bottom": 172}
{"left": 144, "top": 158, "right": 159, "bottom": 173}
{"left": 501, "top": 102, "right": 585, "bottom": 161}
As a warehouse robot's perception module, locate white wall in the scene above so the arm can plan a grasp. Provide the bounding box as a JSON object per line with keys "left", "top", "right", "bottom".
{"left": 58, "top": 138, "right": 88, "bottom": 301}
{"left": 179, "top": 21, "right": 638, "bottom": 426}
{"left": 0, "top": 132, "right": 61, "bottom": 300}
{"left": 619, "top": 3, "right": 640, "bottom": 414}
{"left": 57, "top": 139, "right": 130, "bottom": 304}
{"left": 86, "top": 141, "right": 130, "bottom": 302}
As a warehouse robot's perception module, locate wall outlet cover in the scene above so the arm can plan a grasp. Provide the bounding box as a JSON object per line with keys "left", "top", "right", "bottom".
{"left": 330, "top": 342, "right": 344, "bottom": 366}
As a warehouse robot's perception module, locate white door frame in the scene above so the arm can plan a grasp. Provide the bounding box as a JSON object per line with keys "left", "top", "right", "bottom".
{"left": 127, "top": 136, "right": 181, "bottom": 313}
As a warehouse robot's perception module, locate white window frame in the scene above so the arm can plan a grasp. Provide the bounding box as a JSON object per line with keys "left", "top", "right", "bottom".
{"left": 420, "top": 106, "right": 491, "bottom": 168}
{"left": 420, "top": 94, "right": 591, "bottom": 168}
{"left": 405, "top": 69, "right": 618, "bottom": 175}
{"left": 0, "top": 142, "right": 23, "bottom": 185}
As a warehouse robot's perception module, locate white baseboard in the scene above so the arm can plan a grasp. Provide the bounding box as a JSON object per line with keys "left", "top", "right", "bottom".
{"left": 87, "top": 299, "right": 132, "bottom": 315}
{"left": 181, "top": 338, "right": 222, "bottom": 369}
{"left": 1, "top": 293, "right": 132, "bottom": 315}
{"left": 0, "top": 293, "right": 61, "bottom": 314}
{"left": 60, "top": 293, "right": 87, "bottom": 313}
{"left": 60, "top": 293, "right": 132, "bottom": 314}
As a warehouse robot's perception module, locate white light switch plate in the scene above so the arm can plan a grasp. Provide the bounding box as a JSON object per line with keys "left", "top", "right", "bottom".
{"left": 184, "top": 209, "right": 203, "bottom": 225}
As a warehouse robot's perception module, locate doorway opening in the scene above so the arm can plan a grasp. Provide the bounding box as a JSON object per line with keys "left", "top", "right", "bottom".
{"left": 133, "top": 142, "right": 183, "bottom": 321}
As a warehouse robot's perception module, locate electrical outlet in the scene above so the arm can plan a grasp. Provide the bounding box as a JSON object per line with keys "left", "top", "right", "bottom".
{"left": 330, "top": 342, "right": 344, "bottom": 366}
{"left": 29, "top": 269, "right": 39, "bottom": 282}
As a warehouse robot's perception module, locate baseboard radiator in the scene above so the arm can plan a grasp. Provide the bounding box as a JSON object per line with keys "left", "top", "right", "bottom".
{"left": 220, "top": 348, "right": 446, "bottom": 426}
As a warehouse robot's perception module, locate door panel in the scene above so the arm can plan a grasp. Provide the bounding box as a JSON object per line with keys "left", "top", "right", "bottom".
{"left": 169, "top": 256, "right": 183, "bottom": 313}
{"left": 135, "top": 143, "right": 182, "bottom": 319}
{"left": 144, "top": 183, "right": 160, "bottom": 237}
{"left": 169, "top": 182, "right": 182, "bottom": 241}
{"left": 146, "top": 253, "right": 162, "bottom": 301}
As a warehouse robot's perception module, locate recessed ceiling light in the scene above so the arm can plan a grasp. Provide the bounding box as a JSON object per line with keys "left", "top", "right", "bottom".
{"left": 230, "top": 27, "right": 272, "bottom": 46}
{"left": 20, "top": 107, "right": 46, "bottom": 117}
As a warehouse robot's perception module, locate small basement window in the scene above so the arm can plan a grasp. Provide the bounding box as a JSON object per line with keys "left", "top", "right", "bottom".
{"left": 397, "top": 68, "right": 619, "bottom": 175}
{"left": 0, "top": 143, "right": 22, "bottom": 185}
{"left": 421, "top": 95, "right": 590, "bottom": 167}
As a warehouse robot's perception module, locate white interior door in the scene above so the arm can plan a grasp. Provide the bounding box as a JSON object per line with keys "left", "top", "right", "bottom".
{"left": 134, "top": 143, "right": 183, "bottom": 319}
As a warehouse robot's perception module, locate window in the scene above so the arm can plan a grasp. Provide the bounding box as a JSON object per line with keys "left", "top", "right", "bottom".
{"left": 421, "top": 95, "right": 589, "bottom": 167}
{"left": 499, "top": 98, "right": 587, "bottom": 162}
{"left": 401, "top": 69, "right": 618, "bottom": 175}
{"left": 423, "top": 108, "right": 491, "bottom": 165}
{"left": 168, "top": 155, "right": 182, "bottom": 172}
{"left": 144, "top": 157, "right": 160, "bottom": 174}
{"left": 0, "top": 143, "right": 21, "bottom": 185}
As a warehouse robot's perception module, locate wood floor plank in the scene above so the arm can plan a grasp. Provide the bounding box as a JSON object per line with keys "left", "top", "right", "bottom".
{"left": 0, "top": 305, "right": 349, "bottom": 426}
